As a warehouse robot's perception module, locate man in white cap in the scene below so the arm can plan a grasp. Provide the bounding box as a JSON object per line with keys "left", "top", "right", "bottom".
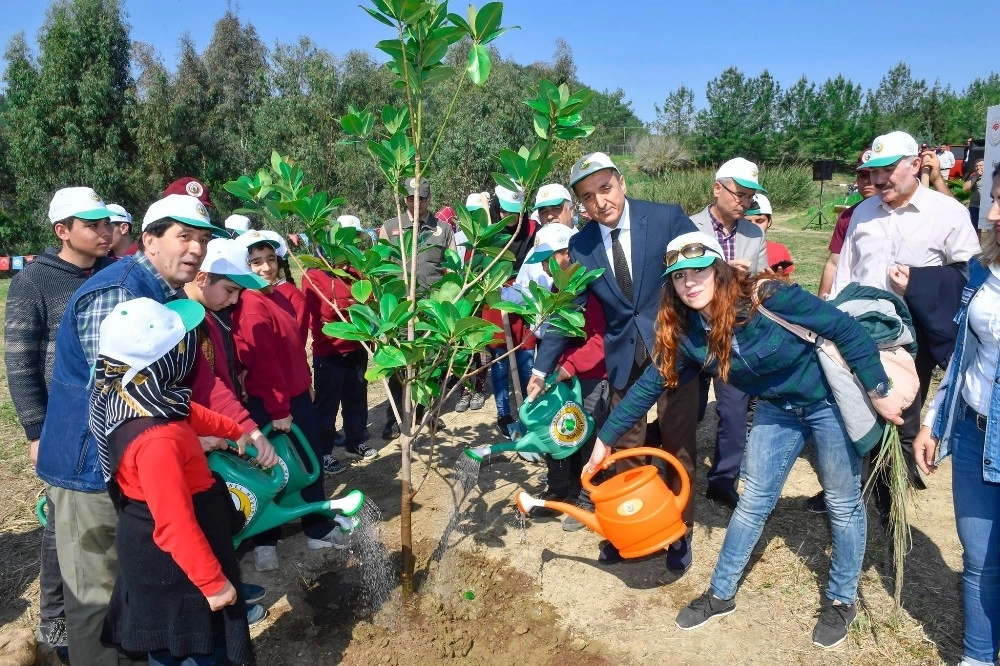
{"left": 35, "top": 194, "right": 278, "bottom": 665}
{"left": 533, "top": 183, "right": 575, "bottom": 228}
{"left": 832, "top": 130, "right": 980, "bottom": 517}
{"left": 689, "top": 158, "right": 769, "bottom": 511}
{"left": 4, "top": 186, "right": 116, "bottom": 659}
{"left": 106, "top": 203, "right": 137, "bottom": 257}
{"left": 529, "top": 151, "right": 699, "bottom": 571}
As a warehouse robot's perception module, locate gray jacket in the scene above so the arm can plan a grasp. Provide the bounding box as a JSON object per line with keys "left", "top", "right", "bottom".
{"left": 690, "top": 206, "right": 769, "bottom": 274}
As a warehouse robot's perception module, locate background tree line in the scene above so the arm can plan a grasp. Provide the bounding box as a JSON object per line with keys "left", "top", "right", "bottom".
{"left": 0, "top": 0, "right": 997, "bottom": 253}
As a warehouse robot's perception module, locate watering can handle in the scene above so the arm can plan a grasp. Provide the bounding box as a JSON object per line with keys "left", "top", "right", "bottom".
{"left": 581, "top": 446, "right": 691, "bottom": 510}
{"left": 260, "top": 422, "right": 321, "bottom": 477}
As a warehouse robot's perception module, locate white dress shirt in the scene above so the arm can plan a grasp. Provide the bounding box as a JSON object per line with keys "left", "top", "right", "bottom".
{"left": 599, "top": 201, "right": 633, "bottom": 281}
{"left": 831, "top": 184, "right": 980, "bottom": 297}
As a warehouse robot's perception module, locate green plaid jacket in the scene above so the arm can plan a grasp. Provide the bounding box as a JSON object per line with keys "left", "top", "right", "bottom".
{"left": 599, "top": 282, "right": 888, "bottom": 446}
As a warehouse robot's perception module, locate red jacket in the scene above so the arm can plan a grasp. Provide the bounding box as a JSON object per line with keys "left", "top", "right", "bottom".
{"left": 189, "top": 349, "right": 255, "bottom": 434}
{"left": 558, "top": 293, "right": 607, "bottom": 381}
{"left": 232, "top": 289, "right": 312, "bottom": 420}
{"left": 302, "top": 268, "right": 362, "bottom": 357}
{"left": 273, "top": 280, "right": 308, "bottom": 344}
{"left": 115, "top": 402, "right": 243, "bottom": 598}
{"left": 482, "top": 306, "right": 536, "bottom": 350}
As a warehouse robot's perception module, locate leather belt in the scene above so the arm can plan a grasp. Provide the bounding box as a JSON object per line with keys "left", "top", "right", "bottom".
{"left": 965, "top": 405, "right": 989, "bottom": 432}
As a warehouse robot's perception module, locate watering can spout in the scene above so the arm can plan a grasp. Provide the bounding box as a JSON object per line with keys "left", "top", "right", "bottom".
{"left": 516, "top": 491, "right": 603, "bottom": 536}
{"left": 464, "top": 445, "right": 492, "bottom": 462}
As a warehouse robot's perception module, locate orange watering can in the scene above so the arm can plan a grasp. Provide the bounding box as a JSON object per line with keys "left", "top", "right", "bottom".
{"left": 516, "top": 447, "right": 690, "bottom": 558}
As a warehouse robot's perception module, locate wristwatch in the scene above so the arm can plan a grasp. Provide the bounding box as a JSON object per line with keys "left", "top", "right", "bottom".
{"left": 870, "top": 380, "right": 893, "bottom": 399}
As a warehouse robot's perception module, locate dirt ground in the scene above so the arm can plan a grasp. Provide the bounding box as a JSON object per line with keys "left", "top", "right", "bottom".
{"left": 1, "top": 374, "right": 965, "bottom": 666}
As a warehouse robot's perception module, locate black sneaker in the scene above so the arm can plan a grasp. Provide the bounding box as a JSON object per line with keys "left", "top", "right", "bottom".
{"left": 804, "top": 491, "right": 827, "bottom": 514}
{"left": 666, "top": 535, "right": 692, "bottom": 574}
{"left": 597, "top": 541, "right": 623, "bottom": 565}
{"left": 562, "top": 496, "right": 594, "bottom": 532}
{"left": 382, "top": 422, "right": 400, "bottom": 440}
{"left": 812, "top": 601, "right": 856, "bottom": 648}
{"left": 345, "top": 442, "right": 378, "bottom": 460}
{"left": 705, "top": 483, "right": 739, "bottom": 510}
{"left": 36, "top": 617, "right": 67, "bottom": 649}
{"left": 497, "top": 415, "right": 514, "bottom": 439}
{"left": 455, "top": 390, "right": 472, "bottom": 413}
{"left": 675, "top": 590, "right": 736, "bottom": 630}
{"left": 470, "top": 392, "right": 485, "bottom": 410}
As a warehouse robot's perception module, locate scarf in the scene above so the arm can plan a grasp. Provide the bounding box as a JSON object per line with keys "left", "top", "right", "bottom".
{"left": 90, "top": 329, "right": 198, "bottom": 481}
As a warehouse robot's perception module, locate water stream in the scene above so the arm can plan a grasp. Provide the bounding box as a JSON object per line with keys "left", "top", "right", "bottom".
{"left": 348, "top": 497, "right": 399, "bottom": 626}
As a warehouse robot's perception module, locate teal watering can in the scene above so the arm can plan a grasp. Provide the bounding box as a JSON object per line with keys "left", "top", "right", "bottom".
{"left": 207, "top": 425, "right": 364, "bottom": 547}
{"left": 464, "top": 375, "right": 594, "bottom": 462}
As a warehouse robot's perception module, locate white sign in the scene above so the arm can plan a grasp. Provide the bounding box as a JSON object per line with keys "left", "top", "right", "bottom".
{"left": 980, "top": 105, "right": 1000, "bottom": 229}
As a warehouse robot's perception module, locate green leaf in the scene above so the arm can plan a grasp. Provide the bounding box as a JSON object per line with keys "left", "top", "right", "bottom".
{"left": 365, "top": 364, "right": 393, "bottom": 383}
{"left": 473, "top": 1, "right": 502, "bottom": 37}
{"left": 374, "top": 346, "right": 407, "bottom": 368}
{"left": 321, "top": 321, "right": 371, "bottom": 341}
{"left": 491, "top": 171, "right": 519, "bottom": 193}
{"left": 466, "top": 43, "right": 491, "bottom": 86}
{"left": 362, "top": 4, "right": 396, "bottom": 27}
{"left": 532, "top": 114, "right": 550, "bottom": 139}
{"left": 479, "top": 26, "right": 513, "bottom": 46}
{"left": 446, "top": 11, "right": 472, "bottom": 33}
{"left": 351, "top": 280, "right": 373, "bottom": 303}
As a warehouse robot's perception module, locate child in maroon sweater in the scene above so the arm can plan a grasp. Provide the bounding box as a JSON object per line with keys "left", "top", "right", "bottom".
{"left": 303, "top": 265, "right": 376, "bottom": 464}
{"left": 234, "top": 234, "right": 346, "bottom": 573}
{"left": 90, "top": 297, "right": 256, "bottom": 666}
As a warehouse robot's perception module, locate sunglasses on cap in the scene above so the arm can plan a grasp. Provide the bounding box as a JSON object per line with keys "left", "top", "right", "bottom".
{"left": 664, "top": 243, "right": 719, "bottom": 268}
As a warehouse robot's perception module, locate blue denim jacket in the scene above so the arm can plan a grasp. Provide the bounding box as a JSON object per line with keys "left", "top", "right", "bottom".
{"left": 930, "top": 258, "right": 1000, "bottom": 482}
{"left": 35, "top": 258, "right": 163, "bottom": 492}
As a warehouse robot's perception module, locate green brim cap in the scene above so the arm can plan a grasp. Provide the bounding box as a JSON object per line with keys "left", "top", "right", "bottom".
{"left": 75, "top": 207, "right": 113, "bottom": 221}
{"left": 732, "top": 177, "right": 766, "bottom": 193}
{"left": 663, "top": 255, "right": 717, "bottom": 276}
{"left": 165, "top": 299, "right": 206, "bottom": 331}
{"left": 498, "top": 200, "right": 523, "bottom": 213}
{"left": 525, "top": 250, "right": 555, "bottom": 264}
{"left": 227, "top": 272, "right": 269, "bottom": 290}
{"left": 858, "top": 155, "right": 902, "bottom": 169}
{"left": 172, "top": 216, "right": 228, "bottom": 237}
{"left": 533, "top": 197, "right": 564, "bottom": 210}
{"left": 745, "top": 207, "right": 762, "bottom": 216}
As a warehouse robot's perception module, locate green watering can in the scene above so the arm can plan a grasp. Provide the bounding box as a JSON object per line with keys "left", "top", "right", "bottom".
{"left": 207, "top": 423, "right": 364, "bottom": 546}
{"left": 464, "top": 375, "right": 594, "bottom": 462}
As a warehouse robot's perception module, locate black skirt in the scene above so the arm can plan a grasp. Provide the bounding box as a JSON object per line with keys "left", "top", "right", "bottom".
{"left": 103, "top": 477, "right": 255, "bottom": 665}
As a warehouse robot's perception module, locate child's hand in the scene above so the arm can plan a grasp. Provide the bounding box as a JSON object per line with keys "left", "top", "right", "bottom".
{"left": 206, "top": 579, "right": 237, "bottom": 611}
{"left": 249, "top": 429, "right": 280, "bottom": 469}
{"left": 233, "top": 432, "right": 252, "bottom": 456}
{"left": 271, "top": 416, "right": 293, "bottom": 433}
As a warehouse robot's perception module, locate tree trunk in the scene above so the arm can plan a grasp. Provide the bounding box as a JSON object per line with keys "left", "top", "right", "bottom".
{"left": 399, "top": 433, "right": 414, "bottom": 595}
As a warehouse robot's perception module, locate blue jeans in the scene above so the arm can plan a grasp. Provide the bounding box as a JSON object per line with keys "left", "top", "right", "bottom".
{"left": 489, "top": 348, "right": 534, "bottom": 418}
{"left": 952, "top": 406, "right": 1000, "bottom": 665}
{"left": 710, "top": 398, "right": 865, "bottom": 605}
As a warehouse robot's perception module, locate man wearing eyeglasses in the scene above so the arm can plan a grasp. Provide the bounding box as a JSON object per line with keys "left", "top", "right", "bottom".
{"left": 688, "top": 158, "right": 769, "bottom": 511}
{"left": 528, "top": 152, "right": 699, "bottom": 572}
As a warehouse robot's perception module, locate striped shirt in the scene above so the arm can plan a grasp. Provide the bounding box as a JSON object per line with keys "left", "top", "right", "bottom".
{"left": 708, "top": 208, "right": 737, "bottom": 262}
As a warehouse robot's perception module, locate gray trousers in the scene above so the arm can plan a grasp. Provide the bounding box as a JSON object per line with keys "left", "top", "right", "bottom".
{"left": 49, "top": 485, "right": 146, "bottom": 665}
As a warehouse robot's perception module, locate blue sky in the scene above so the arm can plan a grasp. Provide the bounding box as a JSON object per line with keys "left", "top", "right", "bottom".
{"left": 2, "top": 0, "right": 997, "bottom": 124}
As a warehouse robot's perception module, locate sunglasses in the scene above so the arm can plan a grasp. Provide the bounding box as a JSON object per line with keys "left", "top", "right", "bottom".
{"left": 664, "top": 242, "right": 719, "bottom": 268}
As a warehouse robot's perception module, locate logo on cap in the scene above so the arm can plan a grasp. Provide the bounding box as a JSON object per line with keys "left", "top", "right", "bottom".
{"left": 862, "top": 149, "right": 873, "bottom": 164}
{"left": 750, "top": 167, "right": 759, "bottom": 178}
{"left": 248, "top": 231, "right": 261, "bottom": 238}
{"left": 580, "top": 160, "right": 591, "bottom": 170}
{"left": 408, "top": 178, "right": 418, "bottom": 188}
{"left": 90, "top": 191, "right": 102, "bottom": 202}
{"left": 195, "top": 202, "right": 208, "bottom": 218}
{"left": 186, "top": 181, "right": 204, "bottom": 197}
{"left": 873, "top": 141, "right": 884, "bottom": 154}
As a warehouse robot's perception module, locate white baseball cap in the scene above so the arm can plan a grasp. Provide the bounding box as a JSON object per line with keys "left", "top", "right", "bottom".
{"left": 495, "top": 185, "right": 525, "bottom": 213}
{"left": 48, "top": 187, "right": 113, "bottom": 224}
{"left": 224, "top": 214, "right": 251, "bottom": 235}
{"left": 199, "top": 238, "right": 269, "bottom": 289}
{"left": 106, "top": 204, "right": 132, "bottom": 226}
{"left": 746, "top": 193, "right": 772, "bottom": 216}
{"left": 715, "top": 158, "right": 765, "bottom": 192}
{"left": 98, "top": 297, "right": 205, "bottom": 386}
{"left": 863, "top": 131, "right": 919, "bottom": 169}
{"left": 533, "top": 183, "right": 572, "bottom": 210}
{"left": 337, "top": 214, "right": 362, "bottom": 230}
{"left": 525, "top": 224, "right": 577, "bottom": 264}
{"left": 238, "top": 229, "right": 288, "bottom": 258}
{"left": 570, "top": 152, "right": 618, "bottom": 187}
{"left": 142, "top": 194, "right": 226, "bottom": 235}
{"left": 662, "top": 231, "right": 725, "bottom": 276}
{"left": 465, "top": 192, "right": 489, "bottom": 211}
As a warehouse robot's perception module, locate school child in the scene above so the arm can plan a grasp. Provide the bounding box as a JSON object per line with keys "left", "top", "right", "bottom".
{"left": 183, "top": 238, "right": 269, "bottom": 399}
{"left": 234, "top": 232, "right": 347, "bottom": 572}
{"left": 745, "top": 194, "right": 794, "bottom": 276}
{"left": 301, "top": 222, "right": 377, "bottom": 467}
{"left": 89, "top": 297, "right": 257, "bottom": 666}
{"left": 244, "top": 229, "right": 308, "bottom": 341}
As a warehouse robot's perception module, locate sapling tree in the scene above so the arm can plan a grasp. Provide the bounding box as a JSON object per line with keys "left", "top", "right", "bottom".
{"left": 225, "top": 0, "right": 600, "bottom": 591}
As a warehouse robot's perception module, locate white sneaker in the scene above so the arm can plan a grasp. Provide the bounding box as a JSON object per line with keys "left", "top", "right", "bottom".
{"left": 307, "top": 527, "right": 351, "bottom": 550}
{"left": 254, "top": 545, "right": 279, "bottom": 571}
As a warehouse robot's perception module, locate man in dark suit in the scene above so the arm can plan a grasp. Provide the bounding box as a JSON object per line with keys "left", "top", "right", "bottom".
{"left": 527, "top": 152, "right": 699, "bottom": 572}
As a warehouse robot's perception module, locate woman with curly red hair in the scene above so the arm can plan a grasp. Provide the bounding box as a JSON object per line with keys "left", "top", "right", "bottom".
{"left": 585, "top": 231, "right": 903, "bottom": 650}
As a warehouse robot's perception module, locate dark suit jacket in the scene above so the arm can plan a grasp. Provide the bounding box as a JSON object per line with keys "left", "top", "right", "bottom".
{"left": 534, "top": 198, "right": 697, "bottom": 390}
{"left": 905, "top": 263, "right": 968, "bottom": 368}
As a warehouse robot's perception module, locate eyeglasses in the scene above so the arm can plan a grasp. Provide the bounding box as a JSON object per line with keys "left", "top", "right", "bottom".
{"left": 718, "top": 181, "right": 757, "bottom": 204}
{"left": 664, "top": 243, "right": 717, "bottom": 268}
